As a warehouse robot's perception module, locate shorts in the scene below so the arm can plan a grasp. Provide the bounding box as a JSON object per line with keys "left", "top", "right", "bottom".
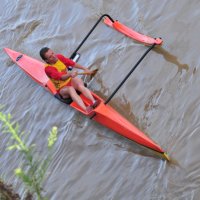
{"left": 56, "top": 81, "right": 72, "bottom": 93}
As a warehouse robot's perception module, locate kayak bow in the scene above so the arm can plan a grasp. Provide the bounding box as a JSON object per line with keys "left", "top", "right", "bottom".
{"left": 4, "top": 48, "right": 169, "bottom": 161}
{"left": 104, "top": 17, "right": 163, "bottom": 45}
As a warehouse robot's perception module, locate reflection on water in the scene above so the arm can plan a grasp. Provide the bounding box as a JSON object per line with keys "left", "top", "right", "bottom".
{"left": 154, "top": 46, "right": 189, "bottom": 73}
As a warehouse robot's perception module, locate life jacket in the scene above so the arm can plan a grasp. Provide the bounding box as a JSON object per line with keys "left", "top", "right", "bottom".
{"left": 46, "top": 59, "right": 71, "bottom": 90}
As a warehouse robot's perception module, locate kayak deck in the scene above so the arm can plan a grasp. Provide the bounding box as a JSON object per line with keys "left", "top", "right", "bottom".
{"left": 71, "top": 92, "right": 165, "bottom": 154}
{"left": 104, "top": 17, "right": 163, "bottom": 45}
{"left": 4, "top": 48, "right": 49, "bottom": 87}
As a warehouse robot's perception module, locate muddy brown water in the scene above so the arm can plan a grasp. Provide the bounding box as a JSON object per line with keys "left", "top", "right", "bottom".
{"left": 1, "top": 0, "right": 200, "bottom": 199}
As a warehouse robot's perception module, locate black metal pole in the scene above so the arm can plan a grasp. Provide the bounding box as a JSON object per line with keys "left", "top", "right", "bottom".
{"left": 70, "top": 14, "right": 114, "bottom": 59}
{"left": 104, "top": 43, "right": 156, "bottom": 105}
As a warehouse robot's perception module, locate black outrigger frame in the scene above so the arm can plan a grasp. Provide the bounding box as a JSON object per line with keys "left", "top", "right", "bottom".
{"left": 70, "top": 14, "right": 157, "bottom": 105}
{"left": 70, "top": 14, "right": 114, "bottom": 60}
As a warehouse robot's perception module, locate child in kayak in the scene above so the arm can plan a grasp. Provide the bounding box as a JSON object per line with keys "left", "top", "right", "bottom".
{"left": 39, "top": 47, "right": 98, "bottom": 112}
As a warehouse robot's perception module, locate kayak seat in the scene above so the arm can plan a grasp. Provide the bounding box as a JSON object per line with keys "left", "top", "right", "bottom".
{"left": 54, "top": 83, "right": 87, "bottom": 105}
{"left": 54, "top": 93, "right": 73, "bottom": 104}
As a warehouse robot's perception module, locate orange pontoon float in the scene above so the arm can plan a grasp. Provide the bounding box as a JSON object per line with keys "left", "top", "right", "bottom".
{"left": 103, "top": 17, "right": 163, "bottom": 45}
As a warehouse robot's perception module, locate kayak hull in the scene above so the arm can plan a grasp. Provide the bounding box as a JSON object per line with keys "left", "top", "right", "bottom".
{"left": 4, "top": 48, "right": 167, "bottom": 159}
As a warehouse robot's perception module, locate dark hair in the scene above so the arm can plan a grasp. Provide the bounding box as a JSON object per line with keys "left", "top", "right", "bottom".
{"left": 40, "top": 47, "right": 50, "bottom": 61}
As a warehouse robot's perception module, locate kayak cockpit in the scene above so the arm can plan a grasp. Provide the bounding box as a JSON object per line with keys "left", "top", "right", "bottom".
{"left": 54, "top": 93, "right": 73, "bottom": 104}
{"left": 70, "top": 92, "right": 103, "bottom": 116}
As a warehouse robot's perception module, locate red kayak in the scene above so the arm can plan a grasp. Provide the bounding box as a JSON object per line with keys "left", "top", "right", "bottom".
{"left": 104, "top": 17, "right": 163, "bottom": 45}
{"left": 4, "top": 48, "right": 169, "bottom": 160}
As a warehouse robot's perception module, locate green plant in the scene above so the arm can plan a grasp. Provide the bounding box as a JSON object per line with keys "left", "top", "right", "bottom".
{"left": 0, "top": 111, "right": 58, "bottom": 200}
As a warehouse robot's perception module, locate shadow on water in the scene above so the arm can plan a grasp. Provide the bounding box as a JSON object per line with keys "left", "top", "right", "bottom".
{"left": 15, "top": 20, "right": 42, "bottom": 47}
{"left": 114, "top": 142, "right": 182, "bottom": 167}
{"left": 154, "top": 46, "right": 189, "bottom": 73}
{"left": 0, "top": 19, "right": 42, "bottom": 49}
{"left": 95, "top": 130, "right": 162, "bottom": 161}
{"left": 96, "top": 130, "right": 181, "bottom": 164}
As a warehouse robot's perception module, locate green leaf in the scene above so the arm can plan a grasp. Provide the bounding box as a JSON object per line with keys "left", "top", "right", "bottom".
{"left": 48, "top": 126, "right": 58, "bottom": 148}
{"left": 15, "top": 168, "right": 32, "bottom": 186}
{"left": 6, "top": 144, "right": 19, "bottom": 151}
